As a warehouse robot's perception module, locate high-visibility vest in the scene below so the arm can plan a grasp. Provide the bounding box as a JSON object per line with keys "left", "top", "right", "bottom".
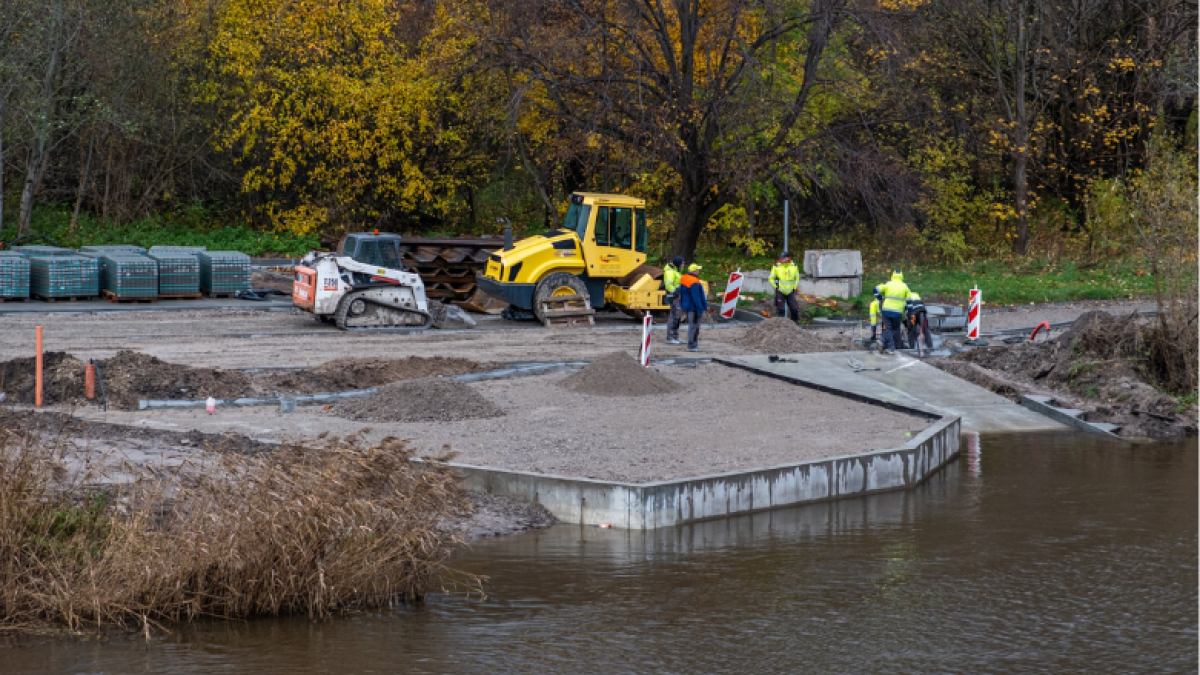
{"left": 769, "top": 263, "right": 800, "bottom": 293}
{"left": 663, "top": 264, "right": 682, "bottom": 293}
{"left": 906, "top": 292, "right": 925, "bottom": 316}
{"left": 869, "top": 299, "right": 880, "bottom": 325}
{"left": 877, "top": 278, "right": 910, "bottom": 314}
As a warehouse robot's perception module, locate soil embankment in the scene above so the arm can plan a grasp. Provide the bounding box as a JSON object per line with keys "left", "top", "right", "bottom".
{"left": 933, "top": 311, "right": 1197, "bottom": 438}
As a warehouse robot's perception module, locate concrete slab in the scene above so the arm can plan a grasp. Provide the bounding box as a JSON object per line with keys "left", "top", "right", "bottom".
{"left": 797, "top": 276, "right": 861, "bottom": 299}
{"left": 803, "top": 249, "right": 862, "bottom": 278}
{"left": 718, "top": 352, "right": 1068, "bottom": 434}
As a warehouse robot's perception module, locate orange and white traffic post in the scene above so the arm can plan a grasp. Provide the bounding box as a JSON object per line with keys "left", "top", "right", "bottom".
{"left": 966, "top": 285, "right": 981, "bottom": 342}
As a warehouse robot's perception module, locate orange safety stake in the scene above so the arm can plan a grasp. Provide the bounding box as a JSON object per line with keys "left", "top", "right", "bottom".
{"left": 85, "top": 362, "right": 96, "bottom": 399}
{"left": 35, "top": 326, "right": 43, "bottom": 408}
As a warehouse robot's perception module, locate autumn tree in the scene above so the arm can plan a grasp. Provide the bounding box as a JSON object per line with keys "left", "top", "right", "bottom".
{"left": 488, "top": 0, "right": 849, "bottom": 260}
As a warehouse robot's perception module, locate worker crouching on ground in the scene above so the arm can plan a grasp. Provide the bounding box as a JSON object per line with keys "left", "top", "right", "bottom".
{"left": 769, "top": 252, "right": 801, "bottom": 324}
{"left": 906, "top": 291, "right": 932, "bottom": 351}
{"left": 664, "top": 255, "right": 685, "bottom": 345}
{"left": 679, "top": 263, "right": 707, "bottom": 352}
{"left": 873, "top": 270, "right": 911, "bottom": 355}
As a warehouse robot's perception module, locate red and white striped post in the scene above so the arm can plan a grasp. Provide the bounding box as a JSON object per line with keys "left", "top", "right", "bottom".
{"left": 720, "top": 269, "right": 744, "bottom": 319}
{"left": 966, "top": 285, "right": 981, "bottom": 341}
{"left": 638, "top": 313, "right": 653, "bottom": 366}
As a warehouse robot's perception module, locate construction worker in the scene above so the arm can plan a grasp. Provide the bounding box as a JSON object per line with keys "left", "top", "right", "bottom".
{"left": 868, "top": 297, "right": 881, "bottom": 343}
{"left": 769, "top": 252, "right": 801, "bottom": 324}
{"left": 679, "top": 263, "right": 707, "bottom": 352}
{"left": 906, "top": 291, "right": 931, "bottom": 351}
{"left": 663, "top": 255, "right": 685, "bottom": 345}
{"left": 873, "top": 270, "right": 911, "bottom": 355}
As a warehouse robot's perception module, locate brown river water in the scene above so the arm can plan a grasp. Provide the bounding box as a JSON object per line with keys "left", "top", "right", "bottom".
{"left": 8, "top": 432, "right": 1197, "bottom": 674}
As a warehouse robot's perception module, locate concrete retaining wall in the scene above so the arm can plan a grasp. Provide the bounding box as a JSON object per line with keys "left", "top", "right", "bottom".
{"left": 451, "top": 415, "right": 960, "bottom": 529}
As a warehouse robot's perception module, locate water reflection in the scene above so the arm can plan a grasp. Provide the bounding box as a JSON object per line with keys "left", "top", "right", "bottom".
{"left": 7, "top": 433, "right": 1196, "bottom": 675}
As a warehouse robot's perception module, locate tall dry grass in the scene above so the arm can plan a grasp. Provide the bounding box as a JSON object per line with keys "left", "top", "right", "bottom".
{"left": 0, "top": 426, "right": 471, "bottom": 632}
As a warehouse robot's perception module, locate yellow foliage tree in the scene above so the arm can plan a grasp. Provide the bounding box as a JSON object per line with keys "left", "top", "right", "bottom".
{"left": 202, "top": 0, "right": 467, "bottom": 235}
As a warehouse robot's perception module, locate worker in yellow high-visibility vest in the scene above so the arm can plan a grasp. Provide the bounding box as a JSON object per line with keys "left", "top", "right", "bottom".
{"left": 663, "top": 255, "right": 685, "bottom": 345}
{"left": 873, "top": 270, "right": 911, "bottom": 355}
{"left": 868, "top": 298, "right": 880, "bottom": 343}
{"left": 768, "top": 252, "right": 801, "bottom": 325}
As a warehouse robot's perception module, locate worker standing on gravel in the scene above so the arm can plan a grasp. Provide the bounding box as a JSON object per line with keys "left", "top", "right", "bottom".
{"left": 664, "top": 255, "right": 685, "bottom": 345}
{"left": 873, "top": 270, "right": 911, "bottom": 355}
{"left": 679, "top": 263, "right": 707, "bottom": 352}
{"left": 769, "top": 252, "right": 801, "bottom": 324}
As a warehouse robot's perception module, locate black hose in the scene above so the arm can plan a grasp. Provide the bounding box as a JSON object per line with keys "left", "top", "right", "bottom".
{"left": 91, "top": 359, "right": 108, "bottom": 412}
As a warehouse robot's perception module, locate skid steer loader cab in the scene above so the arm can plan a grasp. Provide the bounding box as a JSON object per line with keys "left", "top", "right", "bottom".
{"left": 478, "top": 192, "right": 671, "bottom": 326}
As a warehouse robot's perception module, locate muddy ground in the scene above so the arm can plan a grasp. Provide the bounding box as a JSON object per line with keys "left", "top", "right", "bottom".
{"left": 932, "top": 310, "right": 1197, "bottom": 438}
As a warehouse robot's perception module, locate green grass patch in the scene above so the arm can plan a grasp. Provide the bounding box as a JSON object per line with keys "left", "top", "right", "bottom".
{"left": 4, "top": 205, "right": 318, "bottom": 257}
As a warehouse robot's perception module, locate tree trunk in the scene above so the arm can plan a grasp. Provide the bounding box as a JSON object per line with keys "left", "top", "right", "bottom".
{"left": 0, "top": 96, "right": 5, "bottom": 230}
{"left": 69, "top": 133, "right": 95, "bottom": 235}
{"left": 1012, "top": 146, "right": 1030, "bottom": 255}
{"left": 672, "top": 195, "right": 702, "bottom": 263}
{"left": 18, "top": 142, "right": 48, "bottom": 236}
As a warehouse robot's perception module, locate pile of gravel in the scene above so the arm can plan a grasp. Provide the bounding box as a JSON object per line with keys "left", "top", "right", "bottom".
{"left": 332, "top": 377, "right": 504, "bottom": 423}
{"left": 733, "top": 318, "right": 837, "bottom": 354}
{"left": 558, "top": 351, "right": 679, "bottom": 397}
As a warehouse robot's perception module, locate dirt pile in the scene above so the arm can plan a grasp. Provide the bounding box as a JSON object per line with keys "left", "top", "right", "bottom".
{"left": 0, "top": 351, "right": 256, "bottom": 410}
{"left": 262, "top": 356, "right": 496, "bottom": 394}
{"left": 332, "top": 377, "right": 504, "bottom": 423}
{"left": 731, "top": 318, "right": 839, "bottom": 354}
{"left": 943, "top": 310, "right": 1196, "bottom": 438}
{"left": 0, "top": 352, "right": 87, "bottom": 406}
{"left": 557, "top": 351, "right": 679, "bottom": 397}
{"left": 97, "top": 351, "right": 256, "bottom": 410}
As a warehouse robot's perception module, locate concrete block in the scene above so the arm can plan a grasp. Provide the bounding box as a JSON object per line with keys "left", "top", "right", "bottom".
{"left": 742, "top": 269, "right": 772, "bottom": 294}
{"left": 803, "top": 250, "right": 862, "bottom": 278}
{"left": 797, "top": 275, "right": 861, "bottom": 299}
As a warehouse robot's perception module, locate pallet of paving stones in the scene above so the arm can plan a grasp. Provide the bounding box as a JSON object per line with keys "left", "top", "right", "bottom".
{"left": 198, "top": 251, "right": 251, "bottom": 296}
{"left": 80, "top": 245, "right": 148, "bottom": 255}
{"left": 12, "top": 245, "right": 76, "bottom": 258}
{"left": 29, "top": 254, "right": 99, "bottom": 301}
{"left": 98, "top": 253, "right": 159, "bottom": 300}
{"left": 0, "top": 252, "right": 31, "bottom": 300}
{"left": 147, "top": 250, "right": 201, "bottom": 296}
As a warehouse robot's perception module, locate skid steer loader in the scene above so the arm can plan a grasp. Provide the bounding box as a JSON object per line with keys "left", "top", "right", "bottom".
{"left": 477, "top": 192, "right": 698, "bottom": 327}
{"left": 293, "top": 232, "right": 474, "bottom": 330}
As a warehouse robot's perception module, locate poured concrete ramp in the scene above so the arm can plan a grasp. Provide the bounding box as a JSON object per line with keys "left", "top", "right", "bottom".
{"left": 719, "top": 353, "right": 1066, "bottom": 434}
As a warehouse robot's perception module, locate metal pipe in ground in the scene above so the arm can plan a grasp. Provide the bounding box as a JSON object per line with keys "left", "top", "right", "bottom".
{"left": 35, "top": 326, "right": 43, "bottom": 408}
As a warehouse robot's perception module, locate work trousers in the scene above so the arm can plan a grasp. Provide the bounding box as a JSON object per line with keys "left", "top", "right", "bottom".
{"left": 775, "top": 289, "right": 800, "bottom": 322}
{"left": 882, "top": 314, "right": 904, "bottom": 351}
{"left": 666, "top": 294, "right": 683, "bottom": 341}
{"left": 907, "top": 312, "right": 932, "bottom": 350}
{"left": 686, "top": 311, "right": 702, "bottom": 349}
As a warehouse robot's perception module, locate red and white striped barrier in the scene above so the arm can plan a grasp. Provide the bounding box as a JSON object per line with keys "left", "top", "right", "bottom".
{"left": 967, "top": 285, "right": 981, "bottom": 340}
{"left": 720, "top": 270, "right": 744, "bottom": 319}
{"left": 638, "top": 313, "right": 653, "bottom": 366}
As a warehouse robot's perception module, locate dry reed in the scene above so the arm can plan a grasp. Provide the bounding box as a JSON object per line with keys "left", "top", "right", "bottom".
{"left": 0, "top": 424, "right": 472, "bottom": 632}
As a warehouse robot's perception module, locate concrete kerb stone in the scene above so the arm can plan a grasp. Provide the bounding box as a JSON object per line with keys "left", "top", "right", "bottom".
{"left": 446, "top": 415, "right": 960, "bottom": 530}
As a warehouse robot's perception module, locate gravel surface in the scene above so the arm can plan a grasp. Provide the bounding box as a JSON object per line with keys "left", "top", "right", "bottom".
{"left": 68, "top": 362, "right": 931, "bottom": 483}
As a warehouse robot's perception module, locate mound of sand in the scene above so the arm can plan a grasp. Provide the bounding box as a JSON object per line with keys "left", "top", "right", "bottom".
{"left": 332, "top": 377, "right": 504, "bottom": 423}
{"left": 0, "top": 350, "right": 254, "bottom": 410}
{"left": 557, "top": 351, "right": 679, "bottom": 397}
{"left": 731, "top": 318, "right": 839, "bottom": 354}
{"left": 262, "top": 356, "right": 495, "bottom": 394}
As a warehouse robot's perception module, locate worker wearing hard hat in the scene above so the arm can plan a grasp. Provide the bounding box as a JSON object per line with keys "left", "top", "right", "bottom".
{"left": 663, "top": 255, "right": 685, "bottom": 345}
{"left": 768, "top": 252, "right": 801, "bottom": 325}
{"left": 679, "top": 263, "right": 707, "bottom": 352}
{"left": 906, "top": 291, "right": 931, "bottom": 351}
{"left": 873, "top": 270, "right": 911, "bottom": 355}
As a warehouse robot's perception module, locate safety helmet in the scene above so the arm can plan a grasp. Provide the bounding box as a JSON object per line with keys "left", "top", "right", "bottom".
{"left": 672, "top": 255, "right": 685, "bottom": 267}
{"left": 780, "top": 251, "right": 791, "bottom": 260}
{"left": 687, "top": 263, "right": 703, "bottom": 272}
{"left": 891, "top": 270, "right": 904, "bottom": 282}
